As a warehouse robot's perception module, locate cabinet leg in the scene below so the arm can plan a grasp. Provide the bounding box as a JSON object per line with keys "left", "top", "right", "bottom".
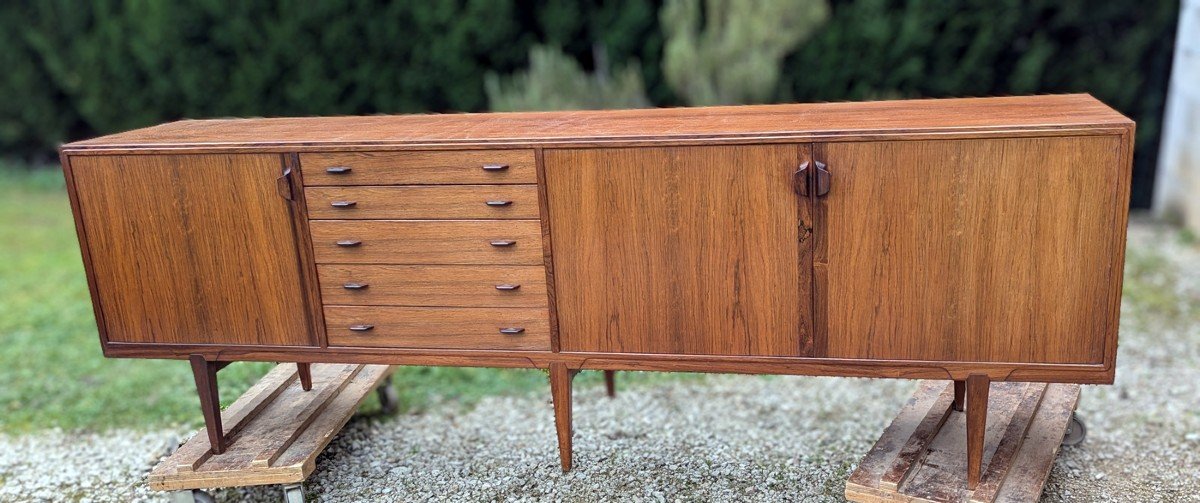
{"left": 550, "top": 363, "right": 576, "bottom": 472}
{"left": 953, "top": 379, "right": 966, "bottom": 412}
{"left": 297, "top": 363, "right": 312, "bottom": 391}
{"left": 966, "top": 374, "right": 990, "bottom": 490}
{"left": 604, "top": 370, "right": 616, "bottom": 398}
{"left": 188, "top": 355, "right": 226, "bottom": 454}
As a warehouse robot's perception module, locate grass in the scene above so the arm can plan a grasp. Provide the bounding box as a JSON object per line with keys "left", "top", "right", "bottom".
{"left": 0, "top": 163, "right": 683, "bottom": 433}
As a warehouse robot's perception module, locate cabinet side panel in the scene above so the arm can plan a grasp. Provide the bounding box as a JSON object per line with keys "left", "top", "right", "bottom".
{"left": 70, "top": 154, "right": 315, "bottom": 347}
{"left": 818, "top": 136, "right": 1125, "bottom": 364}
{"left": 546, "top": 145, "right": 809, "bottom": 356}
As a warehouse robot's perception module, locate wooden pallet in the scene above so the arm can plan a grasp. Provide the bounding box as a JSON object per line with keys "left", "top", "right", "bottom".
{"left": 846, "top": 381, "right": 1081, "bottom": 503}
{"left": 149, "top": 363, "right": 393, "bottom": 492}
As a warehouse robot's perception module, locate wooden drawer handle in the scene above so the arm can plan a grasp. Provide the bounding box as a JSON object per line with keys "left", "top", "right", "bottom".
{"left": 336, "top": 239, "right": 362, "bottom": 247}
{"left": 490, "top": 240, "right": 517, "bottom": 247}
{"left": 326, "top": 166, "right": 352, "bottom": 174}
{"left": 348, "top": 324, "right": 374, "bottom": 332}
{"left": 486, "top": 200, "right": 513, "bottom": 207}
{"left": 330, "top": 200, "right": 358, "bottom": 208}
{"left": 482, "top": 164, "right": 509, "bottom": 171}
{"left": 499, "top": 327, "right": 525, "bottom": 335}
{"left": 495, "top": 284, "right": 521, "bottom": 291}
{"left": 342, "top": 282, "right": 369, "bottom": 290}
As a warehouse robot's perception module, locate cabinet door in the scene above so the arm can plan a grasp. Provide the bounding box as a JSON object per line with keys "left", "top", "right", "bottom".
{"left": 815, "top": 136, "right": 1128, "bottom": 364}
{"left": 70, "top": 154, "right": 317, "bottom": 347}
{"left": 545, "top": 145, "right": 813, "bottom": 356}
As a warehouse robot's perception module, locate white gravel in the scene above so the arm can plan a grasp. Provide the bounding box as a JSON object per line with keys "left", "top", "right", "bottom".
{"left": 2, "top": 218, "right": 1197, "bottom": 502}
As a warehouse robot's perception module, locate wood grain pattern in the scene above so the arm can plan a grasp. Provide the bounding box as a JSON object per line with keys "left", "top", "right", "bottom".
{"left": 817, "top": 136, "right": 1126, "bottom": 364}
{"left": 546, "top": 145, "right": 811, "bottom": 357}
{"left": 69, "top": 154, "right": 314, "bottom": 346}
{"left": 300, "top": 150, "right": 535, "bottom": 185}
{"left": 317, "top": 264, "right": 548, "bottom": 308}
{"left": 310, "top": 220, "right": 543, "bottom": 265}
{"left": 324, "top": 306, "right": 550, "bottom": 350}
{"left": 305, "top": 185, "right": 541, "bottom": 219}
{"left": 67, "top": 95, "right": 1130, "bottom": 151}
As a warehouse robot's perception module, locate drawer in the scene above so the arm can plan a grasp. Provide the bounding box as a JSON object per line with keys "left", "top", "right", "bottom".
{"left": 319, "top": 265, "right": 548, "bottom": 308}
{"left": 306, "top": 185, "right": 540, "bottom": 220}
{"left": 325, "top": 306, "right": 550, "bottom": 350}
{"left": 310, "top": 220, "right": 543, "bottom": 265}
{"left": 301, "top": 150, "right": 535, "bottom": 186}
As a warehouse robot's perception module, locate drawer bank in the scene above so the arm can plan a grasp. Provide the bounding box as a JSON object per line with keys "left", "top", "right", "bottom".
{"left": 60, "top": 95, "right": 1133, "bottom": 489}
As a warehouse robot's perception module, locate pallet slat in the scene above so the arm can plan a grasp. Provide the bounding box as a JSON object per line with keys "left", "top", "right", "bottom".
{"left": 846, "top": 380, "right": 1081, "bottom": 503}
{"left": 149, "top": 363, "right": 392, "bottom": 491}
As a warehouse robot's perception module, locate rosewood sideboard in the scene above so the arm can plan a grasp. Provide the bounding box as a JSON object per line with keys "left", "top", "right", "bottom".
{"left": 60, "top": 94, "right": 1133, "bottom": 489}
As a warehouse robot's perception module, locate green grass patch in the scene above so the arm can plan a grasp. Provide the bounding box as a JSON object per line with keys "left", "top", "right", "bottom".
{"left": 0, "top": 163, "right": 692, "bottom": 433}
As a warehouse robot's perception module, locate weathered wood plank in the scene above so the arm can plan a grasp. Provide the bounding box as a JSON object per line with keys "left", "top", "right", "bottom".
{"left": 846, "top": 380, "right": 1080, "bottom": 503}
{"left": 149, "top": 363, "right": 392, "bottom": 491}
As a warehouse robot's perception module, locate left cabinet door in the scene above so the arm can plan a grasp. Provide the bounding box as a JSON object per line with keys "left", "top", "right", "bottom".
{"left": 68, "top": 154, "right": 318, "bottom": 347}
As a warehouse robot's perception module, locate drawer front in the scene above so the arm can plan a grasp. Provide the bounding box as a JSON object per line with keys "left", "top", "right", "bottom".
{"left": 301, "top": 150, "right": 536, "bottom": 186}
{"left": 311, "top": 220, "right": 543, "bottom": 265}
{"left": 325, "top": 306, "right": 550, "bottom": 350}
{"left": 319, "top": 264, "right": 548, "bottom": 308}
{"left": 306, "top": 185, "right": 540, "bottom": 220}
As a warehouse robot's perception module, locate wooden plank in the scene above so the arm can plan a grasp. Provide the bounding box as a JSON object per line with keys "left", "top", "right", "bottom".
{"left": 995, "top": 384, "right": 1081, "bottom": 503}
{"left": 846, "top": 381, "right": 1080, "bottom": 503}
{"left": 249, "top": 364, "right": 362, "bottom": 468}
{"left": 970, "top": 383, "right": 1047, "bottom": 502}
{"left": 880, "top": 383, "right": 956, "bottom": 490}
{"left": 847, "top": 382, "right": 948, "bottom": 490}
{"left": 175, "top": 364, "right": 300, "bottom": 471}
{"left": 902, "top": 382, "right": 1026, "bottom": 501}
{"left": 149, "top": 363, "right": 392, "bottom": 491}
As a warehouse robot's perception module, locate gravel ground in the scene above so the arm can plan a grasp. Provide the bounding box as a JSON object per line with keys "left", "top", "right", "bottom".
{"left": 1, "top": 219, "right": 1197, "bottom": 502}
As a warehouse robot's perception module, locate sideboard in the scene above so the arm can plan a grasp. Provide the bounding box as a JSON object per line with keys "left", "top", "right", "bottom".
{"left": 60, "top": 94, "right": 1133, "bottom": 488}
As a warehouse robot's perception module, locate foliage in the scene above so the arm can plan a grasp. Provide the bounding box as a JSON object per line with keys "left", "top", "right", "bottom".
{"left": 780, "top": 0, "right": 1178, "bottom": 206}
{"left": 661, "top": 0, "right": 829, "bottom": 105}
{"left": 486, "top": 46, "right": 651, "bottom": 111}
{"left": 0, "top": 0, "right": 1180, "bottom": 204}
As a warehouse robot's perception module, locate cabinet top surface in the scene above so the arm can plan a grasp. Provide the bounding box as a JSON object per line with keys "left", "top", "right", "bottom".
{"left": 65, "top": 94, "right": 1131, "bottom": 151}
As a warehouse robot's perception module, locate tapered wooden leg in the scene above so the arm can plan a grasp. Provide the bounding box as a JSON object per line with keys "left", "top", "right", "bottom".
{"left": 297, "top": 363, "right": 312, "bottom": 391}
{"left": 604, "top": 370, "right": 616, "bottom": 398}
{"left": 953, "top": 379, "right": 966, "bottom": 412}
{"left": 550, "top": 363, "right": 576, "bottom": 472}
{"left": 189, "top": 355, "right": 226, "bottom": 454}
{"left": 966, "top": 374, "right": 990, "bottom": 490}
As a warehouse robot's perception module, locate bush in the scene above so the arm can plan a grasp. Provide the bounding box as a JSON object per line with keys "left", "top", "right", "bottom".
{"left": 0, "top": 0, "right": 1178, "bottom": 206}
{"left": 781, "top": 0, "right": 1178, "bottom": 206}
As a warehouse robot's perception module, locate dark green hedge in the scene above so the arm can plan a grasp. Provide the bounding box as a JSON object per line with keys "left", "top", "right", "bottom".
{"left": 0, "top": 0, "right": 1176, "bottom": 206}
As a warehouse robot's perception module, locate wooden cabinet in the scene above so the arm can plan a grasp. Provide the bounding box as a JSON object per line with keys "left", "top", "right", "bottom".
{"left": 545, "top": 145, "right": 812, "bottom": 356}
{"left": 815, "top": 137, "right": 1127, "bottom": 365}
{"left": 67, "top": 154, "right": 317, "bottom": 347}
{"left": 61, "top": 95, "right": 1134, "bottom": 486}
